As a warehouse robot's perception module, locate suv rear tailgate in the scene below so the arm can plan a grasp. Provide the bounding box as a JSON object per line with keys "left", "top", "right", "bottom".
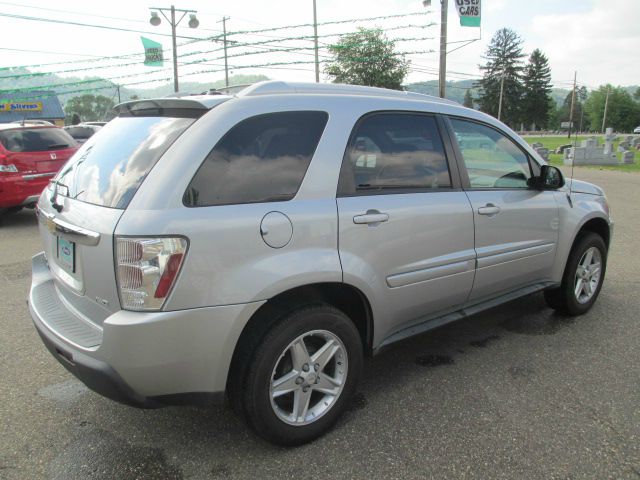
{"left": 37, "top": 195, "right": 124, "bottom": 327}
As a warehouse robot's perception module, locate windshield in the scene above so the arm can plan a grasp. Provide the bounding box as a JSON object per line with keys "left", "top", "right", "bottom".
{"left": 54, "top": 116, "right": 194, "bottom": 209}
{"left": 0, "top": 128, "right": 76, "bottom": 152}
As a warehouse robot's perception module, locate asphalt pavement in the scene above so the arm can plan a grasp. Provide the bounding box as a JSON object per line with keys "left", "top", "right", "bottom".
{"left": 1, "top": 167, "right": 638, "bottom": 479}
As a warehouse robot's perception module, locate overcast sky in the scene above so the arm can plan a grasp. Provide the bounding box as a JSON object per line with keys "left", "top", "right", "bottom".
{"left": 0, "top": 0, "right": 637, "bottom": 94}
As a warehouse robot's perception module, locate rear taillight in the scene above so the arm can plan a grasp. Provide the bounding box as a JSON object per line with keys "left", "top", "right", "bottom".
{"left": 0, "top": 155, "right": 18, "bottom": 173}
{"left": 115, "top": 237, "right": 188, "bottom": 311}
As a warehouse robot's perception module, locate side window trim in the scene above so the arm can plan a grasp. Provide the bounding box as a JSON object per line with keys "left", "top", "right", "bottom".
{"left": 442, "top": 115, "right": 538, "bottom": 191}
{"left": 336, "top": 110, "right": 461, "bottom": 198}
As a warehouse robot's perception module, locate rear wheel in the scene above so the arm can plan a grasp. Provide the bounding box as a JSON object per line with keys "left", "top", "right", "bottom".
{"left": 544, "top": 232, "right": 607, "bottom": 315}
{"left": 240, "top": 304, "right": 363, "bottom": 446}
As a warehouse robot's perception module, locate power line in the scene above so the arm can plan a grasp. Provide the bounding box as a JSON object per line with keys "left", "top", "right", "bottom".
{"left": 0, "top": 1, "right": 224, "bottom": 33}
{"left": 0, "top": 12, "right": 207, "bottom": 40}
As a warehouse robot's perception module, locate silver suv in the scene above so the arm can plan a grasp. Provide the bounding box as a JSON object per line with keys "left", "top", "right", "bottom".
{"left": 29, "top": 81, "right": 612, "bottom": 445}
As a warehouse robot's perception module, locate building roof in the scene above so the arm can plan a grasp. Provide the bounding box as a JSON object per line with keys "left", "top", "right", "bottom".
{"left": 0, "top": 91, "right": 65, "bottom": 122}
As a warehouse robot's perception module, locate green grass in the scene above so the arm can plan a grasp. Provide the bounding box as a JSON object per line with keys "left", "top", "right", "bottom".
{"left": 523, "top": 135, "right": 640, "bottom": 172}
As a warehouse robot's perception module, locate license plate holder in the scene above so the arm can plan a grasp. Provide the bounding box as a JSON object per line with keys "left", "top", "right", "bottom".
{"left": 56, "top": 236, "right": 76, "bottom": 273}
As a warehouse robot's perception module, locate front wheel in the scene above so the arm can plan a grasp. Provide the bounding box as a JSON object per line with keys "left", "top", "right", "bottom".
{"left": 544, "top": 232, "right": 607, "bottom": 315}
{"left": 240, "top": 304, "right": 363, "bottom": 446}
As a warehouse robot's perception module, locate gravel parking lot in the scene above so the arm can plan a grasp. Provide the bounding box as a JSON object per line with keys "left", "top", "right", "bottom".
{"left": 1, "top": 168, "right": 638, "bottom": 480}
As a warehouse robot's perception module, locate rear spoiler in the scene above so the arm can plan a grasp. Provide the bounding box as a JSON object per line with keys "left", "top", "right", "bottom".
{"left": 113, "top": 97, "right": 230, "bottom": 118}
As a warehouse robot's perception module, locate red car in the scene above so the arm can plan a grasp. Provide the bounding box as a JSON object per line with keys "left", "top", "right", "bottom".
{"left": 0, "top": 124, "right": 78, "bottom": 214}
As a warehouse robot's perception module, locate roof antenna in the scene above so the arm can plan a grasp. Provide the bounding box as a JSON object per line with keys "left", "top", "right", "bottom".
{"left": 566, "top": 70, "right": 577, "bottom": 208}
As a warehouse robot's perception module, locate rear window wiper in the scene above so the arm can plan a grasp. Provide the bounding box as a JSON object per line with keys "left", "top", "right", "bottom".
{"left": 46, "top": 144, "right": 69, "bottom": 150}
{"left": 50, "top": 179, "right": 70, "bottom": 212}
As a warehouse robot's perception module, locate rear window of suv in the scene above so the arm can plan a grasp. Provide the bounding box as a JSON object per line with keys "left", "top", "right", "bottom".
{"left": 184, "top": 111, "right": 328, "bottom": 207}
{"left": 0, "top": 128, "right": 75, "bottom": 152}
{"left": 54, "top": 116, "right": 194, "bottom": 209}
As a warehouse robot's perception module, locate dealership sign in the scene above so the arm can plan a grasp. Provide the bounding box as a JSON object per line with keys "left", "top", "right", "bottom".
{"left": 141, "top": 37, "right": 163, "bottom": 67}
{"left": 455, "top": 0, "right": 481, "bottom": 27}
{"left": 0, "top": 102, "right": 43, "bottom": 112}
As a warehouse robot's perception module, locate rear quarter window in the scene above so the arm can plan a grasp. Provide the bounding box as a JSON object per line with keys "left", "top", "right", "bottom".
{"left": 183, "top": 111, "right": 328, "bottom": 207}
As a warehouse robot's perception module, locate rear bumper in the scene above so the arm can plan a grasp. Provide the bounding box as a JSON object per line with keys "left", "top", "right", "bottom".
{"left": 0, "top": 173, "right": 53, "bottom": 209}
{"left": 28, "top": 252, "right": 264, "bottom": 408}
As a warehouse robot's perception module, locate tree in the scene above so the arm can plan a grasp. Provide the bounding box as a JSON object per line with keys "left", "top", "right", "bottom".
{"left": 584, "top": 85, "right": 640, "bottom": 132}
{"left": 463, "top": 89, "right": 474, "bottom": 108}
{"left": 521, "top": 49, "right": 552, "bottom": 130}
{"left": 64, "top": 94, "right": 115, "bottom": 123}
{"left": 475, "top": 28, "right": 526, "bottom": 127}
{"left": 555, "top": 86, "right": 587, "bottom": 130}
{"left": 325, "top": 28, "right": 409, "bottom": 90}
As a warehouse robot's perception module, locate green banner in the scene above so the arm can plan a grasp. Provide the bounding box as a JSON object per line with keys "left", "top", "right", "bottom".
{"left": 455, "top": 0, "right": 481, "bottom": 27}
{"left": 141, "top": 37, "right": 163, "bottom": 67}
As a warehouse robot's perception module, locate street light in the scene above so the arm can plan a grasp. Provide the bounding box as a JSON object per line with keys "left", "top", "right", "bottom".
{"left": 149, "top": 5, "right": 199, "bottom": 93}
{"left": 149, "top": 12, "right": 161, "bottom": 26}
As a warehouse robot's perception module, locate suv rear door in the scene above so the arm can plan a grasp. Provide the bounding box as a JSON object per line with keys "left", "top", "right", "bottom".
{"left": 445, "top": 117, "right": 559, "bottom": 301}
{"left": 337, "top": 112, "right": 476, "bottom": 345}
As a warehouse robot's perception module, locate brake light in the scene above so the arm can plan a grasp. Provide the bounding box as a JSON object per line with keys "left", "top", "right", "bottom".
{"left": 0, "top": 154, "right": 18, "bottom": 173}
{"left": 115, "top": 237, "right": 188, "bottom": 311}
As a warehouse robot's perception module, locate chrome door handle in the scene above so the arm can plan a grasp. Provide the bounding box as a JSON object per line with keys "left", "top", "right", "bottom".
{"left": 477, "top": 204, "right": 501, "bottom": 216}
{"left": 353, "top": 211, "right": 389, "bottom": 225}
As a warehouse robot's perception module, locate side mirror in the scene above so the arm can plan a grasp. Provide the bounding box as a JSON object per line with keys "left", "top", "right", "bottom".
{"left": 528, "top": 165, "right": 565, "bottom": 190}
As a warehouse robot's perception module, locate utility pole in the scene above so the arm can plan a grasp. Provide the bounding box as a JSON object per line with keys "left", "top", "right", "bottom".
{"left": 312, "top": 0, "right": 319, "bottom": 83}
{"left": 170, "top": 6, "right": 178, "bottom": 92}
{"left": 438, "top": 0, "right": 448, "bottom": 98}
{"left": 567, "top": 70, "right": 577, "bottom": 139}
{"left": 497, "top": 72, "right": 505, "bottom": 121}
{"left": 149, "top": 5, "right": 199, "bottom": 93}
{"left": 221, "top": 16, "right": 230, "bottom": 87}
{"left": 601, "top": 87, "right": 610, "bottom": 133}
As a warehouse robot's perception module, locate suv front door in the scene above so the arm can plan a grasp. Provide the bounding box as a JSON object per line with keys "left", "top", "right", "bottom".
{"left": 337, "top": 112, "right": 476, "bottom": 345}
{"left": 446, "top": 117, "right": 559, "bottom": 302}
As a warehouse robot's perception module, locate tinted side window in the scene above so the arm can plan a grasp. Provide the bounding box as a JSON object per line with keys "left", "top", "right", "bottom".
{"left": 184, "top": 111, "right": 328, "bottom": 207}
{"left": 449, "top": 118, "right": 532, "bottom": 189}
{"left": 338, "top": 113, "right": 451, "bottom": 196}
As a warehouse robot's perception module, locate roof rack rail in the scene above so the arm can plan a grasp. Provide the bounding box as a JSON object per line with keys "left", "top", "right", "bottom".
{"left": 236, "top": 81, "right": 459, "bottom": 105}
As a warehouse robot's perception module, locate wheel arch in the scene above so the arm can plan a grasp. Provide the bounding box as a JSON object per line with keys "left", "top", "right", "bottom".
{"left": 575, "top": 216, "right": 611, "bottom": 249}
{"left": 226, "top": 282, "right": 374, "bottom": 399}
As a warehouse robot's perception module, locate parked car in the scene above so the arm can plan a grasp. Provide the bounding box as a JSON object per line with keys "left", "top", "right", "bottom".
{"left": 63, "top": 124, "right": 102, "bottom": 144}
{"left": 0, "top": 124, "right": 78, "bottom": 214}
{"left": 11, "top": 120, "right": 55, "bottom": 126}
{"left": 29, "top": 81, "right": 612, "bottom": 445}
{"left": 634, "top": 126, "right": 640, "bottom": 134}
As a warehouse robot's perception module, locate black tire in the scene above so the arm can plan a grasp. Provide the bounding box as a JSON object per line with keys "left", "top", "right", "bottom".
{"left": 239, "top": 304, "right": 363, "bottom": 446}
{"left": 544, "top": 232, "right": 607, "bottom": 316}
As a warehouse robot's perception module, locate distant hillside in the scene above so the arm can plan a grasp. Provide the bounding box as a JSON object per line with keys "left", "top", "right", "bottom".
{"left": 405, "top": 79, "right": 573, "bottom": 108}
{"left": 2, "top": 67, "right": 636, "bottom": 111}
{"left": 405, "top": 79, "right": 477, "bottom": 104}
{"left": 0, "top": 68, "right": 268, "bottom": 106}
{"left": 125, "top": 74, "right": 270, "bottom": 99}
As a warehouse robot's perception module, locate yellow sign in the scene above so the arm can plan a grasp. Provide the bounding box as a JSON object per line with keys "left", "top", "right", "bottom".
{"left": 0, "top": 102, "right": 43, "bottom": 112}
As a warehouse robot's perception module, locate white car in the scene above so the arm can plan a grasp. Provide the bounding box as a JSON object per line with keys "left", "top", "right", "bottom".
{"left": 634, "top": 126, "right": 640, "bottom": 134}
